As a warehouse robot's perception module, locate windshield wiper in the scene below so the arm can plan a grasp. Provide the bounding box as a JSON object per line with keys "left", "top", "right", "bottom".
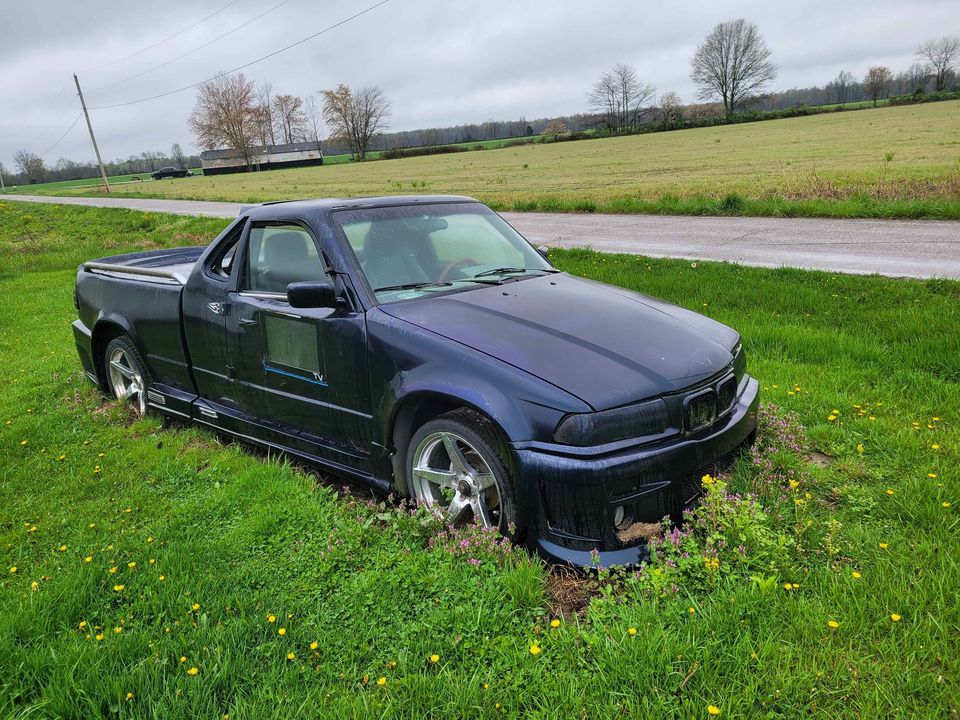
{"left": 374, "top": 281, "right": 452, "bottom": 292}
{"left": 473, "top": 267, "right": 528, "bottom": 278}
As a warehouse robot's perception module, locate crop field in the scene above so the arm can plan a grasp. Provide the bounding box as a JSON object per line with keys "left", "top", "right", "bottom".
{"left": 39, "top": 100, "right": 960, "bottom": 219}
{"left": 1, "top": 201, "right": 958, "bottom": 717}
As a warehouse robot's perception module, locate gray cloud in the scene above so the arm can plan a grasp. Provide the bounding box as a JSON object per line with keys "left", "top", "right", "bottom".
{"left": 1, "top": 0, "right": 957, "bottom": 169}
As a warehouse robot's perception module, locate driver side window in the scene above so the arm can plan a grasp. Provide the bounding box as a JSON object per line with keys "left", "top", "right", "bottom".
{"left": 244, "top": 224, "right": 326, "bottom": 294}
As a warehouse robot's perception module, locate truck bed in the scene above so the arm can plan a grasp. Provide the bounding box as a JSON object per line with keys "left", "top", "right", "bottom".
{"left": 84, "top": 247, "right": 205, "bottom": 285}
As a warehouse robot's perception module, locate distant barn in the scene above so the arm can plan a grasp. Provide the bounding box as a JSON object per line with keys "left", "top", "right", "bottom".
{"left": 200, "top": 142, "right": 324, "bottom": 175}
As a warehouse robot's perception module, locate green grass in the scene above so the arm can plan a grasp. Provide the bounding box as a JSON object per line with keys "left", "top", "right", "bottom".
{"left": 1, "top": 201, "right": 958, "bottom": 718}
{"left": 34, "top": 100, "right": 960, "bottom": 220}
{"left": 2, "top": 171, "right": 204, "bottom": 195}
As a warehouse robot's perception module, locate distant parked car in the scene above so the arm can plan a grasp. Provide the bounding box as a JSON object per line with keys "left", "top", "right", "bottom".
{"left": 151, "top": 167, "right": 191, "bottom": 180}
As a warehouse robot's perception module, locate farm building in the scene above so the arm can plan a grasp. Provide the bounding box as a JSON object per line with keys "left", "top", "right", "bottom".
{"left": 199, "top": 142, "right": 324, "bottom": 175}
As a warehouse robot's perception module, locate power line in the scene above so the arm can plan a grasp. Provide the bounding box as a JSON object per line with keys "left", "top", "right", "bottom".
{"left": 37, "top": 112, "right": 84, "bottom": 159}
{"left": 89, "top": 0, "right": 391, "bottom": 110}
{"left": 87, "top": 0, "right": 296, "bottom": 94}
{"left": 84, "top": 0, "right": 245, "bottom": 72}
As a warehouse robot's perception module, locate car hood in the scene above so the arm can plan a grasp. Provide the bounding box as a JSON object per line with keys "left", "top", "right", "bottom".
{"left": 379, "top": 273, "right": 739, "bottom": 410}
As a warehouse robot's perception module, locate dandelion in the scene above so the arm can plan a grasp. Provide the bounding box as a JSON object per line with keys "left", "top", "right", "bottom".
{"left": 180, "top": 656, "right": 186, "bottom": 663}
{"left": 932, "top": 444, "right": 940, "bottom": 450}
{"left": 126, "top": 692, "right": 133, "bottom": 701}
{"left": 20, "top": 440, "right": 27, "bottom": 446}
{"left": 388, "top": 660, "right": 397, "bottom": 669}
{"left": 28, "top": 526, "right": 36, "bottom": 533}
{"left": 114, "top": 626, "right": 123, "bottom": 634}
{"left": 933, "top": 416, "right": 941, "bottom": 421}
{"left": 9, "top": 566, "right": 16, "bottom": 574}
{"left": 88, "top": 523, "right": 95, "bottom": 528}
{"left": 852, "top": 571, "right": 861, "bottom": 579}
{"left": 109, "top": 566, "right": 117, "bottom": 574}
{"left": 628, "top": 627, "right": 637, "bottom": 636}
{"left": 827, "top": 415, "right": 837, "bottom": 422}
{"left": 943, "top": 501, "right": 952, "bottom": 508}
{"left": 783, "top": 583, "right": 793, "bottom": 591}
{"left": 267, "top": 614, "right": 276, "bottom": 623}
{"left": 149, "top": 559, "right": 155, "bottom": 565}
{"left": 688, "top": 607, "right": 696, "bottom": 615}
{"left": 128, "top": 562, "right": 136, "bottom": 569}
{"left": 376, "top": 676, "right": 387, "bottom": 686}
{"left": 59, "top": 544, "right": 67, "bottom": 552}
{"left": 187, "top": 666, "right": 199, "bottom": 676}
{"left": 701, "top": 474, "right": 715, "bottom": 486}
{"left": 310, "top": 641, "right": 318, "bottom": 650}
{"left": 278, "top": 628, "right": 286, "bottom": 636}
{"left": 95, "top": 633, "right": 104, "bottom": 641}
{"left": 708, "top": 705, "right": 721, "bottom": 716}
{"left": 550, "top": 619, "right": 561, "bottom": 629}
{"left": 529, "top": 643, "right": 541, "bottom": 656}
{"left": 147, "top": 537, "right": 153, "bottom": 543}
{"left": 885, "top": 489, "right": 895, "bottom": 496}
{"left": 113, "top": 584, "right": 124, "bottom": 592}
{"left": 879, "top": 542, "right": 888, "bottom": 549}
{"left": 79, "top": 621, "right": 87, "bottom": 630}
{"left": 890, "top": 614, "right": 902, "bottom": 622}
{"left": 868, "top": 416, "right": 876, "bottom": 421}
{"left": 58, "top": 455, "right": 66, "bottom": 461}
{"left": 928, "top": 473, "right": 937, "bottom": 478}
{"left": 158, "top": 575, "right": 165, "bottom": 581}
{"left": 788, "top": 479, "right": 800, "bottom": 489}
{"left": 430, "top": 654, "right": 440, "bottom": 664}
{"left": 827, "top": 620, "right": 839, "bottom": 629}
{"left": 31, "top": 581, "right": 39, "bottom": 591}
{"left": 84, "top": 556, "right": 93, "bottom": 563}
{"left": 286, "top": 652, "right": 295, "bottom": 661}
{"left": 856, "top": 443, "right": 864, "bottom": 453}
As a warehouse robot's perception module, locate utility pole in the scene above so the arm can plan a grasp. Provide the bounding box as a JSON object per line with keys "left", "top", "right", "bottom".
{"left": 73, "top": 73, "right": 110, "bottom": 194}
{"left": 0, "top": 165, "right": 5, "bottom": 193}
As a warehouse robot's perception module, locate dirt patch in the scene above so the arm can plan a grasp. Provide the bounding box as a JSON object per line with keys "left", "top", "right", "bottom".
{"left": 808, "top": 451, "right": 833, "bottom": 467}
{"left": 546, "top": 564, "right": 596, "bottom": 617}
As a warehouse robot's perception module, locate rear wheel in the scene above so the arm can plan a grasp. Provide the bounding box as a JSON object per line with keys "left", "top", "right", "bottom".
{"left": 104, "top": 336, "right": 151, "bottom": 417}
{"left": 406, "top": 409, "right": 524, "bottom": 539}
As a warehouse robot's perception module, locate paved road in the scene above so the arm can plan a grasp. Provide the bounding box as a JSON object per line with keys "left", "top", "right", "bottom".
{"left": 7, "top": 194, "right": 960, "bottom": 279}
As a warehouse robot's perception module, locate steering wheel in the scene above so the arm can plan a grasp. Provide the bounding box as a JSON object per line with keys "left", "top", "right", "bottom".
{"left": 438, "top": 257, "right": 479, "bottom": 282}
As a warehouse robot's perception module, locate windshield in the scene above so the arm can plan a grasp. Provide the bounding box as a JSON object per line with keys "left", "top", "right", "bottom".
{"left": 333, "top": 202, "right": 554, "bottom": 302}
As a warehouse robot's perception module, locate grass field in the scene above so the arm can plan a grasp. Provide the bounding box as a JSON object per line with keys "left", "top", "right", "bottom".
{"left": 2, "top": 172, "right": 203, "bottom": 195}
{"left": 1, "top": 201, "right": 958, "bottom": 717}
{"left": 36, "top": 100, "right": 960, "bottom": 219}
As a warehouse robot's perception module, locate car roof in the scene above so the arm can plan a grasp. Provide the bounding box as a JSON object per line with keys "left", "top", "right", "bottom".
{"left": 238, "top": 195, "right": 481, "bottom": 220}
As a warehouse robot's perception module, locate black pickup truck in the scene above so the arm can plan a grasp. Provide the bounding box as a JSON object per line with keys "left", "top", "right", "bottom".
{"left": 73, "top": 195, "right": 758, "bottom": 565}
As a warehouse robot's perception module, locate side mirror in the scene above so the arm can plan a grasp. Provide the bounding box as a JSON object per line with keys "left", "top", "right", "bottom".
{"left": 287, "top": 281, "right": 338, "bottom": 308}
{"left": 536, "top": 245, "right": 550, "bottom": 258}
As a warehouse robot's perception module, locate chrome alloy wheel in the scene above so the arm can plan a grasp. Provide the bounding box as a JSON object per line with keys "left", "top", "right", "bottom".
{"left": 107, "top": 346, "right": 147, "bottom": 416}
{"left": 410, "top": 431, "right": 503, "bottom": 528}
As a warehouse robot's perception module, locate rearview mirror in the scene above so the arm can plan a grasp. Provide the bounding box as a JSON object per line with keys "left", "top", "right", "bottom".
{"left": 287, "top": 281, "right": 337, "bottom": 308}
{"left": 536, "top": 245, "right": 550, "bottom": 258}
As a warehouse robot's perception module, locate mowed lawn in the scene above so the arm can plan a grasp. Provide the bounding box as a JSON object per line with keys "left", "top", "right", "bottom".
{"left": 1, "top": 202, "right": 958, "bottom": 718}
{"left": 46, "top": 100, "right": 960, "bottom": 218}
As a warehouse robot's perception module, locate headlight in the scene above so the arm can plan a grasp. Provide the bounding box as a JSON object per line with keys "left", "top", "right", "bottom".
{"left": 553, "top": 397, "right": 669, "bottom": 446}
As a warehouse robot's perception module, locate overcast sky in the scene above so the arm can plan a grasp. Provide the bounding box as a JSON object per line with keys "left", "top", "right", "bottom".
{"left": 1, "top": 0, "right": 957, "bottom": 170}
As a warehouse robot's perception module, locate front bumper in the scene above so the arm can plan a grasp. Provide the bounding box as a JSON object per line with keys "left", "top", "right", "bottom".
{"left": 516, "top": 375, "right": 759, "bottom": 567}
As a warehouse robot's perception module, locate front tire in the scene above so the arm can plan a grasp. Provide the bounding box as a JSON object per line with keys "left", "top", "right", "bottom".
{"left": 406, "top": 409, "right": 525, "bottom": 540}
{"left": 104, "top": 335, "right": 151, "bottom": 417}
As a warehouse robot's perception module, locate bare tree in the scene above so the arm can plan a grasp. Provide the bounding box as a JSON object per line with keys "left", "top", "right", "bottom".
{"left": 272, "top": 94, "right": 308, "bottom": 144}
{"left": 916, "top": 36, "right": 960, "bottom": 91}
{"left": 303, "top": 95, "right": 323, "bottom": 146}
{"left": 256, "top": 80, "right": 276, "bottom": 146}
{"left": 188, "top": 73, "right": 259, "bottom": 169}
{"left": 540, "top": 119, "right": 569, "bottom": 139}
{"left": 832, "top": 70, "right": 855, "bottom": 103}
{"left": 13, "top": 150, "right": 46, "bottom": 183}
{"left": 587, "top": 63, "right": 655, "bottom": 132}
{"left": 690, "top": 19, "right": 778, "bottom": 114}
{"left": 864, "top": 65, "right": 892, "bottom": 106}
{"left": 658, "top": 91, "right": 685, "bottom": 128}
{"left": 170, "top": 143, "right": 186, "bottom": 169}
{"left": 321, "top": 84, "right": 390, "bottom": 160}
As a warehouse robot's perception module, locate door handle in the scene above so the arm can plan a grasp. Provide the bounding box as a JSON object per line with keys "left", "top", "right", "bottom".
{"left": 238, "top": 318, "right": 258, "bottom": 326}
